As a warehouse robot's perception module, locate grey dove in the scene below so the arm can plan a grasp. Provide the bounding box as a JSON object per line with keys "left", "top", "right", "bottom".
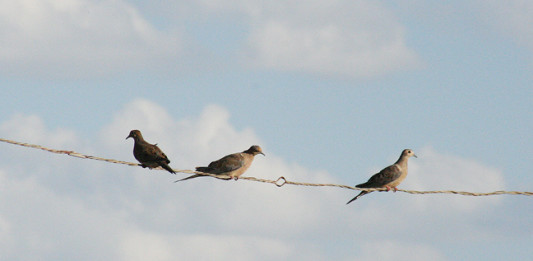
{"left": 346, "top": 149, "right": 416, "bottom": 204}
{"left": 126, "top": 130, "right": 176, "bottom": 174}
{"left": 177, "top": 145, "right": 265, "bottom": 181}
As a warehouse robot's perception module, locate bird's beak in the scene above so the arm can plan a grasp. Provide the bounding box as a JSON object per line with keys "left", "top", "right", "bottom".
{"left": 260, "top": 152, "right": 265, "bottom": 156}
{"left": 413, "top": 154, "right": 418, "bottom": 158}
{"left": 126, "top": 135, "right": 132, "bottom": 140}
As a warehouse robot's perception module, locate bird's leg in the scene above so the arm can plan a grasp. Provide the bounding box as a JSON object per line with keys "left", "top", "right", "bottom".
{"left": 384, "top": 185, "right": 392, "bottom": 192}
{"left": 392, "top": 187, "right": 398, "bottom": 192}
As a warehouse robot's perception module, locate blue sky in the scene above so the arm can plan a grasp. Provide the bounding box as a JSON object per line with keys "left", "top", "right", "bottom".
{"left": 1, "top": 0, "right": 532, "bottom": 260}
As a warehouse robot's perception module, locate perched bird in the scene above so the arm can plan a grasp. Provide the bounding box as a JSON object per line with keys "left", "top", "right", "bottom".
{"left": 126, "top": 130, "right": 176, "bottom": 174}
{"left": 177, "top": 145, "right": 265, "bottom": 181}
{"left": 346, "top": 149, "right": 417, "bottom": 204}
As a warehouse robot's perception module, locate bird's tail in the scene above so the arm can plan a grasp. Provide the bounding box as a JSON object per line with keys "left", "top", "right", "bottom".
{"left": 195, "top": 166, "right": 210, "bottom": 172}
{"left": 355, "top": 182, "right": 371, "bottom": 188}
{"left": 174, "top": 174, "right": 203, "bottom": 182}
{"left": 346, "top": 191, "right": 370, "bottom": 204}
{"left": 160, "top": 162, "right": 176, "bottom": 174}
{"left": 175, "top": 167, "right": 213, "bottom": 182}
{"left": 174, "top": 169, "right": 233, "bottom": 183}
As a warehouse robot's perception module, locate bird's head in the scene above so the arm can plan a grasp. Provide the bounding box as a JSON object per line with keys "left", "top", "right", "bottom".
{"left": 246, "top": 145, "right": 265, "bottom": 156}
{"left": 126, "top": 130, "right": 142, "bottom": 140}
{"left": 402, "top": 149, "right": 417, "bottom": 158}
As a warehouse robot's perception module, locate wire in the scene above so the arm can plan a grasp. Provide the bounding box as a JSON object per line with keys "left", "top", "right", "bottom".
{"left": 1, "top": 137, "right": 531, "bottom": 197}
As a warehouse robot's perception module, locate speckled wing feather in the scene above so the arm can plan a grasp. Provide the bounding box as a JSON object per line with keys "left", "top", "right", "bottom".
{"left": 135, "top": 143, "right": 169, "bottom": 163}
{"left": 356, "top": 165, "right": 401, "bottom": 188}
{"left": 149, "top": 144, "right": 171, "bottom": 164}
{"left": 177, "top": 153, "right": 245, "bottom": 181}
{"left": 201, "top": 153, "right": 245, "bottom": 174}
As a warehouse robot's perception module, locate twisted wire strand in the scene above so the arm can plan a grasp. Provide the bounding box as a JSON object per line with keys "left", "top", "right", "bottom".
{"left": 1, "top": 138, "right": 532, "bottom": 197}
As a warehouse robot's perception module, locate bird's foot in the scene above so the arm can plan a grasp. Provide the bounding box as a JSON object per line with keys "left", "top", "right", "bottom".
{"left": 384, "top": 185, "right": 392, "bottom": 192}
{"left": 233, "top": 176, "right": 239, "bottom": 181}
{"left": 392, "top": 187, "right": 398, "bottom": 192}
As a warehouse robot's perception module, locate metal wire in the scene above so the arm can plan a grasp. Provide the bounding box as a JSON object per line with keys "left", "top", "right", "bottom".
{"left": 1, "top": 137, "right": 531, "bottom": 197}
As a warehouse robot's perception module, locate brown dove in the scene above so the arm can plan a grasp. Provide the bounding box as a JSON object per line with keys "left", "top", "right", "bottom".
{"left": 346, "top": 149, "right": 417, "bottom": 204}
{"left": 177, "top": 145, "right": 264, "bottom": 181}
{"left": 126, "top": 130, "right": 176, "bottom": 174}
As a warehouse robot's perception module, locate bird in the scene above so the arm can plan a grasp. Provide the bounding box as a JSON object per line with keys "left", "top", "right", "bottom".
{"left": 126, "top": 130, "right": 176, "bottom": 174}
{"left": 176, "top": 145, "right": 265, "bottom": 182}
{"left": 346, "top": 149, "right": 417, "bottom": 204}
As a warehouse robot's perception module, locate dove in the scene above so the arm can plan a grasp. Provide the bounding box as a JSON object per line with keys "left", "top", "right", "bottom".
{"left": 346, "top": 149, "right": 417, "bottom": 204}
{"left": 177, "top": 145, "right": 265, "bottom": 181}
{"left": 126, "top": 130, "right": 176, "bottom": 174}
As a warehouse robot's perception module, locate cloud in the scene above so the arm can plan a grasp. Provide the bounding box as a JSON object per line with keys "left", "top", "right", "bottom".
{"left": 0, "top": 169, "right": 125, "bottom": 260}
{"left": 0, "top": 99, "right": 519, "bottom": 260}
{"left": 0, "top": 0, "right": 181, "bottom": 79}
{"left": 192, "top": 0, "right": 419, "bottom": 77}
{"left": 239, "top": 0, "right": 420, "bottom": 77}
{"left": 0, "top": 0, "right": 419, "bottom": 79}
{"left": 0, "top": 113, "right": 78, "bottom": 147}
{"left": 98, "top": 99, "right": 339, "bottom": 236}
{"left": 409, "top": 147, "right": 505, "bottom": 212}
{"left": 118, "top": 231, "right": 294, "bottom": 261}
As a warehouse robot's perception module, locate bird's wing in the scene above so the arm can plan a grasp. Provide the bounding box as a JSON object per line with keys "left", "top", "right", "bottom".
{"left": 141, "top": 144, "right": 170, "bottom": 163}
{"left": 359, "top": 164, "right": 402, "bottom": 188}
{"left": 206, "top": 153, "right": 245, "bottom": 174}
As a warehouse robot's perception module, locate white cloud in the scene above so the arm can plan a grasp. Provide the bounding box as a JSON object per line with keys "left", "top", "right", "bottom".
{"left": 0, "top": 169, "right": 124, "bottom": 260}
{"left": 408, "top": 146, "right": 505, "bottom": 212}
{"left": 119, "top": 231, "right": 294, "bottom": 261}
{"left": 238, "top": 0, "right": 419, "bottom": 77}
{"left": 0, "top": 113, "right": 78, "bottom": 147}
{"left": 0, "top": 0, "right": 181, "bottom": 78}
{"left": 0, "top": 99, "right": 520, "bottom": 260}
{"left": 0, "top": 0, "right": 419, "bottom": 79}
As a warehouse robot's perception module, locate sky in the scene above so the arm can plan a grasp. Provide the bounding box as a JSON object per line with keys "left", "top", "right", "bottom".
{"left": 0, "top": 0, "right": 532, "bottom": 260}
